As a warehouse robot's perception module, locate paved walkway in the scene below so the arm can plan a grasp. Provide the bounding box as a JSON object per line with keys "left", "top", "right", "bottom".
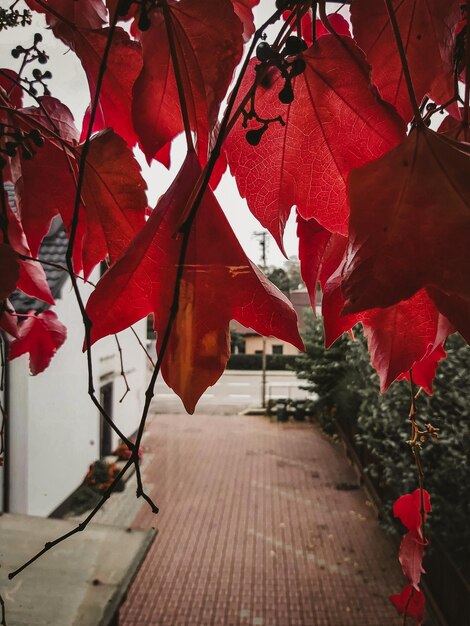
{"left": 116, "top": 413, "right": 404, "bottom": 626}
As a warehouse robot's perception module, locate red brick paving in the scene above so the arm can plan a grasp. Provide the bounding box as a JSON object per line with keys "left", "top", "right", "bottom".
{"left": 120, "top": 413, "right": 404, "bottom": 626}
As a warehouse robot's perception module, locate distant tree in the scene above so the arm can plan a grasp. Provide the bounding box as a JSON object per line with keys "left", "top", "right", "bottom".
{"left": 266, "top": 267, "right": 291, "bottom": 292}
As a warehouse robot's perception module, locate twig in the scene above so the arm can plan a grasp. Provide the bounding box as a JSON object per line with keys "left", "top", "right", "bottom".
{"left": 114, "top": 334, "right": 130, "bottom": 403}
{"left": 130, "top": 325, "right": 155, "bottom": 367}
{"left": 0, "top": 591, "right": 7, "bottom": 626}
{"left": 9, "top": 458, "right": 133, "bottom": 579}
{"left": 161, "top": 1, "right": 195, "bottom": 153}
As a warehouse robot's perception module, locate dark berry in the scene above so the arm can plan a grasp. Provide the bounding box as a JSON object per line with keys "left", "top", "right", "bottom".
{"left": 37, "top": 52, "right": 48, "bottom": 64}
{"left": 245, "top": 125, "right": 268, "bottom": 146}
{"left": 32, "top": 68, "right": 42, "bottom": 79}
{"left": 276, "top": 0, "right": 295, "bottom": 10}
{"left": 43, "top": 70, "right": 52, "bottom": 79}
{"left": 138, "top": 11, "right": 151, "bottom": 31}
{"left": 290, "top": 58, "right": 306, "bottom": 77}
{"left": 11, "top": 48, "right": 20, "bottom": 59}
{"left": 5, "top": 142, "right": 17, "bottom": 157}
{"left": 34, "top": 33, "right": 43, "bottom": 44}
{"left": 283, "top": 36, "right": 307, "bottom": 56}
{"left": 278, "top": 81, "right": 294, "bottom": 104}
{"left": 30, "top": 130, "right": 44, "bottom": 147}
{"left": 256, "top": 41, "right": 273, "bottom": 62}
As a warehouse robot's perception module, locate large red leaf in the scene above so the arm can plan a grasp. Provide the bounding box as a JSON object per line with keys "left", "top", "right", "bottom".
{"left": 86, "top": 151, "right": 303, "bottom": 413}
{"left": 225, "top": 36, "right": 405, "bottom": 248}
{"left": 78, "top": 129, "right": 147, "bottom": 278}
{"left": 297, "top": 217, "right": 451, "bottom": 392}
{"left": 25, "top": 0, "right": 106, "bottom": 29}
{"left": 8, "top": 310, "right": 67, "bottom": 375}
{"left": 52, "top": 25, "right": 143, "bottom": 148}
{"left": 7, "top": 99, "right": 147, "bottom": 277}
{"left": 132, "top": 0, "right": 243, "bottom": 162}
{"left": 393, "top": 489, "right": 432, "bottom": 533}
{"left": 350, "top": 0, "right": 461, "bottom": 122}
{"left": 342, "top": 127, "right": 470, "bottom": 332}
{"left": 399, "top": 530, "right": 426, "bottom": 590}
{"left": 390, "top": 584, "right": 425, "bottom": 625}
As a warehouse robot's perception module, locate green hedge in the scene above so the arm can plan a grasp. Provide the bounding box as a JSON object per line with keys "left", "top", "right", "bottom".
{"left": 227, "top": 353, "right": 298, "bottom": 370}
{"left": 293, "top": 314, "right": 470, "bottom": 576}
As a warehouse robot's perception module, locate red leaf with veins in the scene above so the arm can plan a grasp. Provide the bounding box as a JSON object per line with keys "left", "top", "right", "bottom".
{"left": 86, "top": 152, "right": 303, "bottom": 413}
{"left": 132, "top": 0, "right": 243, "bottom": 162}
{"left": 282, "top": 12, "right": 351, "bottom": 46}
{"left": 8, "top": 310, "right": 67, "bottom": 375}
{"left": 225, "top": 36, "right": 405, "bottom": 249}
{"left": 342, "top": 127, "right": 470, "bottom": 320}
{"left": 298, "top": 219, "right": 451, "bottom": 391}
{"left": 7, "top": 98, "right": 147, "bottom": 277}
{"left": 350, "top": 0, "right": 461, "bottom": 122}
{"left": 52, "top": 26, "right": 143, "bottom": 148}
{"left": 399, "top": 530, "right": 426, "bottom": 590}
{"left": 25, "top": 0, "right": 106, "bottom": 29}
{"left": 390, "top": 584, "right": 425, "bottom": 625}
{"left": 78, "top": 129, "right": 147, "bottom": 278}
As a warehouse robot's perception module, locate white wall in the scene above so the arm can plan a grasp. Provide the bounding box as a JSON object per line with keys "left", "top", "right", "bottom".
{"left": 7, "top": 270, "right": 148, "bottom": 517}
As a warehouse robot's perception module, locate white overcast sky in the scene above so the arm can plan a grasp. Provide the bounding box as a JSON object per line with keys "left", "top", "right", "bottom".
{"left": 0, "top": 1, "right": 346, "bottom": 267}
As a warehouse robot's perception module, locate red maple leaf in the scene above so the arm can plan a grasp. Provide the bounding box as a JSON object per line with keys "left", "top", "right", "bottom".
{"left": 132, "top": 0, "right": 244, "bottom": 163}
{"left": 342, "top": 126, "right": 470, "bottom": 346}
{"left": 85, "top": 151, "right": 303, "bottom": 413}
{"left": 390, "top": 584, "right": 425, "bottom": 625}
{"left": 25, "top": 0, "right": 107, "bottom": 29}
{"left": 7, "top": 99, "right": 147, "bottom": 277}
{"left": 298, "top": 218, "right": 452, "bottom": 392}
{"left": 51, "top": 25, "right": 143, "bottom": 148}
{"left": 225, "top": 36, "right": 405, "bottom": 249}
{"left": 8, "top": 310, "right": 67, "bottom": 375}
{"left": 350, "top": 0, "right": 461, "bottom": 122}
{"left": 399, "top": 530, "right": 426, "bottom": 590}
{"left": 0, "top": 69, "right": 23, "bottom": 109}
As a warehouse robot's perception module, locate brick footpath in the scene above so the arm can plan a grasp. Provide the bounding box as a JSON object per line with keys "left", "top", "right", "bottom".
{"left": 120, "top": 413, "right": 405, "bottom": 626}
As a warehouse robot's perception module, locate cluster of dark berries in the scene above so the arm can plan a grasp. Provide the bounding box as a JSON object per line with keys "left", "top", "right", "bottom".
{"left": 0, "top": 125, "right": 44, "bottom": 169}
{"left": 244, "top": 33, "right": 307, "bottom": 146}
{"left": 0, "top": 7, "right": 32, "bottom": 31}
{"left": 117, "top": 0, "right": 157, "bottom": 31}
{"left": 11, "top": 33, "right": 48, "bottom": 65}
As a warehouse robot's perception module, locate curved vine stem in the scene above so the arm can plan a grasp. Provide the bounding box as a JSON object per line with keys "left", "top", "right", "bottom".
{"left": 162, "top": 1, "right": 195, "bottom": 153}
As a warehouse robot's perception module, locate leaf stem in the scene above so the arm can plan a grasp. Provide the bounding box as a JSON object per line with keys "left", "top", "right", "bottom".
{"left": 161, "top": 1, "right": 195, "bottom": 153}
{"left": 383, "top": 0, "right": 422, "bottom": 124}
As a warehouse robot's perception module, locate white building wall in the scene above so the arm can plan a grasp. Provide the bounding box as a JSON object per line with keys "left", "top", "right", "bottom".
{"left": 7, "top": 270, "right": 148, "bottom": 517}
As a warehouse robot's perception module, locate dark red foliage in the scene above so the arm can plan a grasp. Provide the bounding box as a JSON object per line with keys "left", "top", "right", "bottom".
{"left": 86, "top": 152, "right": 303, "bottom": 412}
{"left": 350, "top": 0, "right": 461, "bottom": 122}
{"left": 225, "top": 36, "right": 405, "bottom": 248}
{"left": 132, "top": 0, "right": 243, "bottom": 163}
{"left": 8, "top": 310, "right": 67, "bottom": 375}
{"left": 390, "top": 584, "right": 425, "bottom": 625}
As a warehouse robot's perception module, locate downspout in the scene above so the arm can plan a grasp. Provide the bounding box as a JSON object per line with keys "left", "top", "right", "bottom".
{"left": 1, "top": 333, "right": 10, "bottom": 512}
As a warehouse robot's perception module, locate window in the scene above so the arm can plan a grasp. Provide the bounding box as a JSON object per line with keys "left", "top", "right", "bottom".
{"left": 272, "top": 345, "right": 284, "bottom": 355}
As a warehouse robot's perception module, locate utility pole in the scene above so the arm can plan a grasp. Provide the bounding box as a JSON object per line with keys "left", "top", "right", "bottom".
{"left": 254, "top": 231, "right": 268, "bottom": 409}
